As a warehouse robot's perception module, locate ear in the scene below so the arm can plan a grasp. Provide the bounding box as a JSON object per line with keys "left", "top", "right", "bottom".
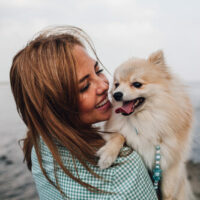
{"left": 148, "top": 50, "right": 165, "bottom": 65}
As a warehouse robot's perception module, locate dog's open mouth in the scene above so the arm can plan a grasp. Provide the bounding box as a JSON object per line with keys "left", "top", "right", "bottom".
{"left": 115, "top": 97, "right": 145, "bottom": 116}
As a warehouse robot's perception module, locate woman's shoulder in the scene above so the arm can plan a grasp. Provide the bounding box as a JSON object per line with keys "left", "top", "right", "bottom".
{"left": 31, "top": 139, "right": 145, "bottom": 183}
{"left": 111, "top": 146, "right": 146, "bottom": 174}
{"left": 111, "top": 146, "right": 148, "bottom": 179}
{"left": 114, "top": 146, "right": 143, "bottom": 164}
{"left": 31, "top": 139, "right": 143, "bottom": 170}
{"left": 110, "top": 146, "right": 158, "bottom": 200}
{"left": 31, "top": 140, "right": 157, "bottom": 199}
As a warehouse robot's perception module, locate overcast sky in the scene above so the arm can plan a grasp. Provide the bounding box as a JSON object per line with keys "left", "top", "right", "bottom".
{"left": 0, "top": 0, "right": 200, "bottom": 82}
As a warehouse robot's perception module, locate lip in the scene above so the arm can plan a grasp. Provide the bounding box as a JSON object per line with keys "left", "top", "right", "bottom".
{"left": 96, "top": 95, "right": 108, "bottom": 107}
{"left": 95, "top": 95, "right": 111, "bottom": 111}
{"left": 96, "top": 100, "right": 111, "bottom": 111}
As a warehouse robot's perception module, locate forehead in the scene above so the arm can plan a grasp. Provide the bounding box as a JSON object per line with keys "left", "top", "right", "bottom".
{"left": 72, "top": 45, "right": 95, "bottom": 80}
{"left": 73, "top": 45, "right": 90, "bottom": 66}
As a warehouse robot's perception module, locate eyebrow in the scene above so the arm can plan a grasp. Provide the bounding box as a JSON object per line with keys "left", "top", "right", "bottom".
{"left": 79, "top": 61, "right": 98, "bottom": 83}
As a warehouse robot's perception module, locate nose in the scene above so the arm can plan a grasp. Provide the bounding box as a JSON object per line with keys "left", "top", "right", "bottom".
{"left": 113, "top": 92, "right": 123, "bottom": 101}
{"left": 96, "top": 76, "right": 109, "bottom": 95}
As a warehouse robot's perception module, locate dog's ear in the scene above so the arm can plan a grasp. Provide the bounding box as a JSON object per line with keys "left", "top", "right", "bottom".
{"left": 148, "top": 50, "right": 165, "bottom": 66}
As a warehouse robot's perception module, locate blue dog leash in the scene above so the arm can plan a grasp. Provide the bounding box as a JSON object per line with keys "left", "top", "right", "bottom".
{"left": 134, "top": 127, "right": 162, "bottom": 191}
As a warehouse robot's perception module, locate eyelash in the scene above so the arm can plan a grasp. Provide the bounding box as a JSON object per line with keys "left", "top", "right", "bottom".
{"left": 80, "top": 68, "right": 104, "bottom": 93}
{"left": 96, "top": 69, "right": 104, "bottom": 75}
{"left": 80, "top": 83, "right": 90, "bottom": 93}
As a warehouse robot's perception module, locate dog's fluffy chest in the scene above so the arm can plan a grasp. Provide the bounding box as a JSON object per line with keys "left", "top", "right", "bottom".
{"left": 120, "top": 118, "right": 157, "bottom": 169}
{"left": 106, "top": 108, "right": 180, "bottom": 170}
{"left": 118, "top": 114, "right": 171, "bottom": 170}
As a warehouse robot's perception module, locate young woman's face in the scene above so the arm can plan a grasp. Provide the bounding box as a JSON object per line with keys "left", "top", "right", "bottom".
{"left": 73, "top": 45, "right": 112, "bottom": 124}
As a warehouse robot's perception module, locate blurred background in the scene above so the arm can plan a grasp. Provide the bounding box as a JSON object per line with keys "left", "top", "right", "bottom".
{"left": 0, "top": 0, "right": 200, "bottom": 199}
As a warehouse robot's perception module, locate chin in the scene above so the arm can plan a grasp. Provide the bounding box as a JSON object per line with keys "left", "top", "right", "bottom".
{"left": 97, "top": 50, "right": 195, "bottom": 200}
{"left": 98, "top": 111, "right": 112, "bottom": 123}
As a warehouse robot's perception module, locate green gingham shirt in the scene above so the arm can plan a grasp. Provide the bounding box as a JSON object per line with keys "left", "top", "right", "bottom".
{"left": 31, "top": 139, "right": 158, "bottom": 200}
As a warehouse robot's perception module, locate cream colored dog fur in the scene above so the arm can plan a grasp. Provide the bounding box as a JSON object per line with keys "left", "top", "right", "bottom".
{"left": 97, "top": 50, "right": 195, "bottom": 200}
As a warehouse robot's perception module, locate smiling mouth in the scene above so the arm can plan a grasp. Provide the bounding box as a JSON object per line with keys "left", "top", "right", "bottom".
{"left": 115, "top": 97, "right": 145, "bottom": 116}
{"left": 95, "top": 96, "right": 109, "bottom": 108}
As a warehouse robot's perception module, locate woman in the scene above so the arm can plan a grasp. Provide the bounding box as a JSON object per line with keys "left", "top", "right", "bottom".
{"left": 10, "top": 26, "right": 158, "bottom": 200}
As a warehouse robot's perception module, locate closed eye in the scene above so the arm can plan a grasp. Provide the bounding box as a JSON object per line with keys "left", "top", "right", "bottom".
{"left": 95, "top": 61, "right": 104, "bottom": 75}
{"left": 96, "top": 69, "right": 104, "bottom": 75}
{"left": 80, "top": 83, "right": 90, "bottom": 93}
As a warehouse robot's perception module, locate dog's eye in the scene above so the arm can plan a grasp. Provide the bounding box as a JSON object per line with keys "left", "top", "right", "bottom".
{"left": 115, "top": 83, "right": 119, "bottom": 88}
{"left": 132, "top": 82, "right": 142, "bottom": 88}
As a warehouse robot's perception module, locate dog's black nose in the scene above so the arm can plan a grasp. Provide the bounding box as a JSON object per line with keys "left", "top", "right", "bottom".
{"left": 113, "top": 92, "right": 123, "bottom": 101}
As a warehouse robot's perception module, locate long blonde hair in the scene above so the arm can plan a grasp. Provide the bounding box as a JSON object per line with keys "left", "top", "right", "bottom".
{"left": 10, "top": 26, "right": 106, "bottom": 195}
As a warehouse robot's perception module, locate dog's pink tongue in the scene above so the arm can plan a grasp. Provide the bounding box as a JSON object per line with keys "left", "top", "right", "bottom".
{"left": 115, "top": 101, "right": 134, "bottom": 114}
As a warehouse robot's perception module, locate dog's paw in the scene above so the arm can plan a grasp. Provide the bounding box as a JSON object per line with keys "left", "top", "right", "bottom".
{"left": 96, "top": 145, "right": 119, "bottom": 169}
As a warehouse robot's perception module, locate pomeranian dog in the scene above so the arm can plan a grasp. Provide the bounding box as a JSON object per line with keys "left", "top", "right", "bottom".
{"left": 97, "top": 50, "right": 195, "bottom": 200}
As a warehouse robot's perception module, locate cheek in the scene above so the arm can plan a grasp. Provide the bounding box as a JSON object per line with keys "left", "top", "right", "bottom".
{"left": 78, "top": 93, "right": 96, "bottom": 112}
{"left": 101, "top": 74, "right": 109, "bottom": 85}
